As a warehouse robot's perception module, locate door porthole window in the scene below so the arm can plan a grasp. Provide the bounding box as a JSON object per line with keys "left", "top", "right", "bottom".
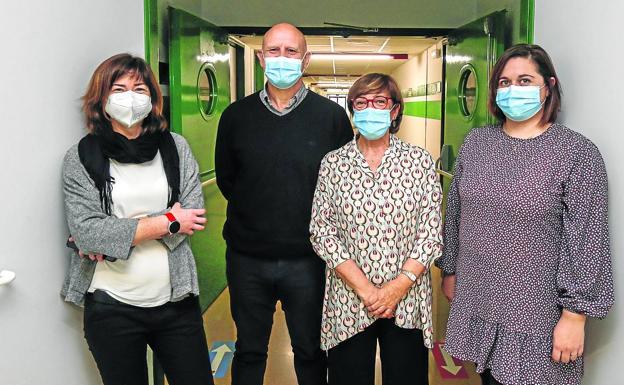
{"left": 458, "top": 64, "right": 477, "bottom": 119}
{"left": 197, "top": 63, "right": 218, "bottom": 119}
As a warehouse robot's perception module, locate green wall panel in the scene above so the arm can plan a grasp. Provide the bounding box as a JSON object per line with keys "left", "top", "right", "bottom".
{"left": 404, "top": 100, "right": 442, "bottom": 120}
{"left": 191, "top": 182, "right": 228, "bottom": 310}
{"left": 169, "top": 7, "right": 230, "bottom": 310}
{"left": 254, "top": 56, "right": 264, "bottom": 93}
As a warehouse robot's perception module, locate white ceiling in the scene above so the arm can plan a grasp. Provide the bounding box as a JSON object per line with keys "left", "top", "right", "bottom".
{"left": 239, "top": 35, "right": 439, "bottom": 88}
{"left": 198, "top": 0, "right": 480, "bottom": 28}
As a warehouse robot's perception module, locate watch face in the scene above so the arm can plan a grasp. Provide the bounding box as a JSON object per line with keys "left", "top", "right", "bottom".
{"left": 169, "top": 221, "right": 181, "bottom": 234}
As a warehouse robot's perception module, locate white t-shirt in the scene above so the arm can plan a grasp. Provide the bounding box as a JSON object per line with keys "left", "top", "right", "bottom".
{"left": 88, "top": 151, "right": 171, "bottom": 307}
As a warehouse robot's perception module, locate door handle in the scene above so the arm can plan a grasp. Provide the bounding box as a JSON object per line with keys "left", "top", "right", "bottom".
{"left": 436, "top": 144, "right": 454, "bottom": 179}
{"left": 0, "top": 270, "right": 16, "bottom": 286}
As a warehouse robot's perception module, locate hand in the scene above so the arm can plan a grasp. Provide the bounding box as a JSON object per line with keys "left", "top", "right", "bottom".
{"left": 368, "top": 277, "right": 411, "bottom": 318}
{"left": 355, "top": 285, "right": 395, "bottom": 318}
{"left": 356, "top": 284, "right": 380, "bottom": 308}
{"left": 169, "top": 202, "right": 207, "bottom": 235}
{"left": 552, "top": 310, "right": 586, "bottom": 363}
{"left": 442, "top": 274, "right": 456, "bottom": 301}
{"left": 68, "top": 236, "right": 104, "bottom": 262}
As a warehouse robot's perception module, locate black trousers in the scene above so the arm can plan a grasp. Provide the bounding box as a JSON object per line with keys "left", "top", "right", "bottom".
{"left": 84, "top": 291, "right": 214, "bottom": 385}
{"left": 226, "top": 248, "right": 327, "bottom": 385}
{"left": 327, "top": 318, "right": 429, "bottom": 385}
{"left": 480, "top": 370, "right": 505, "bottom": 385}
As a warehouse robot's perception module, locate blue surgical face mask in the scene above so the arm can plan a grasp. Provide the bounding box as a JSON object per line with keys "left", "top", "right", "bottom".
{"left": 496, "top": 85, "right": 546, "bottom": 122}
{"left": 353, "top": 108, "right": 392, "bottom": 140}
{"left": 264, "top": 56, "right": 304, "bottom": 89}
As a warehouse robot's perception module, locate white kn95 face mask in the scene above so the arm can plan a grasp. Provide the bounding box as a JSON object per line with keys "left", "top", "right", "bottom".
{"left": 105, "top": 90, "right": 152, "bottom": 128}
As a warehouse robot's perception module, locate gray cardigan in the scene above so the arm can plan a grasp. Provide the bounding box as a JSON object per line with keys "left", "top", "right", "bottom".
{"left": 61, "top": 133, "right": 204, "bottom": 306}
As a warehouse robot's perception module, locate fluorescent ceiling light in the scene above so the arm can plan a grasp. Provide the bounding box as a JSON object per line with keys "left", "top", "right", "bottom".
{"left": 315, "top": 83, "right": 352, "bottom": 87}
{"left": 312, "top": 53, "right": 394, "bottom": 61}
{"left": 326, "top": 89, "right": 349, "bottom": 93}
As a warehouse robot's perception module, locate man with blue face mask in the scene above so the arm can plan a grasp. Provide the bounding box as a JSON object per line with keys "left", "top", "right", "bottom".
{"left": 215, "top": 23, "right": 353, "bottom": 385}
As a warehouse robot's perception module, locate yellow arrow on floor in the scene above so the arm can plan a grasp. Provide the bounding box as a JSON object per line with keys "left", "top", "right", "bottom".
{"left": 440, "top": 344, "right": 463, "bottom": 375}
{"left": 211, "top": 344, "right": 233, "bottom": 374}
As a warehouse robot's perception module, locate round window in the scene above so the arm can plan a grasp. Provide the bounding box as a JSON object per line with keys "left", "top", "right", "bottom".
{"left": 197, "top": 63, "right": 218, "bottom": 119}
{"left": 458, "top": 65, "right": 477, "bottom": 118}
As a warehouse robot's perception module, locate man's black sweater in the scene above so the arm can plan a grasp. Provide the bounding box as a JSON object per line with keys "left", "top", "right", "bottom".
{"left": 215, "top": 90, "right": 353, "bottom": 259}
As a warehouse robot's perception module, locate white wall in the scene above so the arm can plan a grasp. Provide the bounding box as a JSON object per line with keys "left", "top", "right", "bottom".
{"left": 391, "top": 42, "right": 443, "bottom": 159}
{"left": 535, "top": 2, "right": 622, "bottom": 384}
{"left": 245, "top": 45, "right": 258, "bottom": 96}
{"left": 0, "top": 1, "right": 144, "bottom": 384}
{"left": 392, "top": 51, "right": 428, "bottom": 148}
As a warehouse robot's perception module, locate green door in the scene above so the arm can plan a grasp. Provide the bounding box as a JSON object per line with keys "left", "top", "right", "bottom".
{"left": 169, "top": 7, "right": 230, "bottom": 310}
{"left": 440, "top": 11, "right": 506, "bottom": 180}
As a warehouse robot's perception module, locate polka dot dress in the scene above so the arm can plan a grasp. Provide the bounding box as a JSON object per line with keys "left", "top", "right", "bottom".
{"left": 311, "top": 135, "right": 443, "bottom": 351}
{"left": 435, "top": 124, "right": 614, "bottom": 385}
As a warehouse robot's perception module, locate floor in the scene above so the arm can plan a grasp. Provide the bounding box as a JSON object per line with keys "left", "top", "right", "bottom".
{"left": 200, "top": 276, "right": 483, "bottom": 385}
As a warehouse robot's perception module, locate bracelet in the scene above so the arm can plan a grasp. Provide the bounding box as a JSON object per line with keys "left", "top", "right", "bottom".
{"left": 400, "top": 269, "right": 418, "bottom": 283}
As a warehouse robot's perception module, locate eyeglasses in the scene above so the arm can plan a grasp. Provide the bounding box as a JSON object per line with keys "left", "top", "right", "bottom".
{"left": 351, "top": 96, "right": 394, "bottom": 111}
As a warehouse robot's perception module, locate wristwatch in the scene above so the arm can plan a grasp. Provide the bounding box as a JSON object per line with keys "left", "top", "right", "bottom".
{"left": 165, "top": 212, "right": 180, "bottom": 234}
{"left": 400, "top": 269, "right": 418, "bottom": 283}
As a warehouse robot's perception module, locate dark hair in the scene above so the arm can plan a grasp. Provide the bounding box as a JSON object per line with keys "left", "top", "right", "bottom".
{"left": 488, "top": 44, "right": 562, "bottom": 124}
{"left": 82, "top": 53, "right": 167, "bottom": 134}
{"left": 348, "top": 73, "right": 404, "bottom": 133}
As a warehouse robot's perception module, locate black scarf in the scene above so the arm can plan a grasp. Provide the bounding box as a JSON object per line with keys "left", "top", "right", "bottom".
{"left": 78, "top": 127, "right": 180, "bottom": 215}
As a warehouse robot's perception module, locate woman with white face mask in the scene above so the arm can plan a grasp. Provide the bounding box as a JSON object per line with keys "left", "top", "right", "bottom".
{"left": 310, "top": 73, "right": 443, "bottom": 385}
{"left": 436, "top": 44, "right": 614, "bottom": 385}
{"left": 61, "top": 53, "right": 214, "bottom": 385}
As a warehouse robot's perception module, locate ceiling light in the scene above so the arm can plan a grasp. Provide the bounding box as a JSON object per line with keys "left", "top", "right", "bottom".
{"left": 315, "top": 83, "right": 352, "bottom": 88}
{"left": 378, "top": 37, "right": 390, "bottom": 53}
{"left": 311, "top": 53, "right": 397, "bottom": 61}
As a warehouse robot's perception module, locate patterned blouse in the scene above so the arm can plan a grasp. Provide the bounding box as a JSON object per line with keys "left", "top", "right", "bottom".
{"left": 310, "top": 135, "right": 443, "bottom": 351}
{"left": 435, "top": 124, "right": 614, "bottom": 385}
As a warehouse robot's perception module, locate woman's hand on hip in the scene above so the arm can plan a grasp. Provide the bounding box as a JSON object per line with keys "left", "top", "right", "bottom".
{"left": 169, "top": 202, "right": 207, "bottom": 235}
{"left": 552, "top": 310, "right": 586, "bottom": 363}
{"left": 442, "top": 274, "right": 456, "bottom": 301}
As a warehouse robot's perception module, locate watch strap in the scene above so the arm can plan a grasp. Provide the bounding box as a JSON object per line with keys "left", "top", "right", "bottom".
{"left": 400, "top": 269, "right": 418, "bottom": 283}
{"left": 165, "top": 212, "right": 177, "bottom": 222}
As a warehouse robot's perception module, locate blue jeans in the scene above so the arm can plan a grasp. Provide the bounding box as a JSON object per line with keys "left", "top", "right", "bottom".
{"left": 226, "top": 248, "right": 327, "bottom": 385}
{"left": 84, "top": 291, "right": 213, "bottom": 385}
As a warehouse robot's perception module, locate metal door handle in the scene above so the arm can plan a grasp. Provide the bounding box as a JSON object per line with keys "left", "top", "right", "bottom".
{"left": 435, "top": 158, "right": 454, "bottom": 179}
{"left": 0, "top": 270, "right": 16, "bottom": 285}
{"left": 436, "top": 144, "right": 454, "bottom": 179}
